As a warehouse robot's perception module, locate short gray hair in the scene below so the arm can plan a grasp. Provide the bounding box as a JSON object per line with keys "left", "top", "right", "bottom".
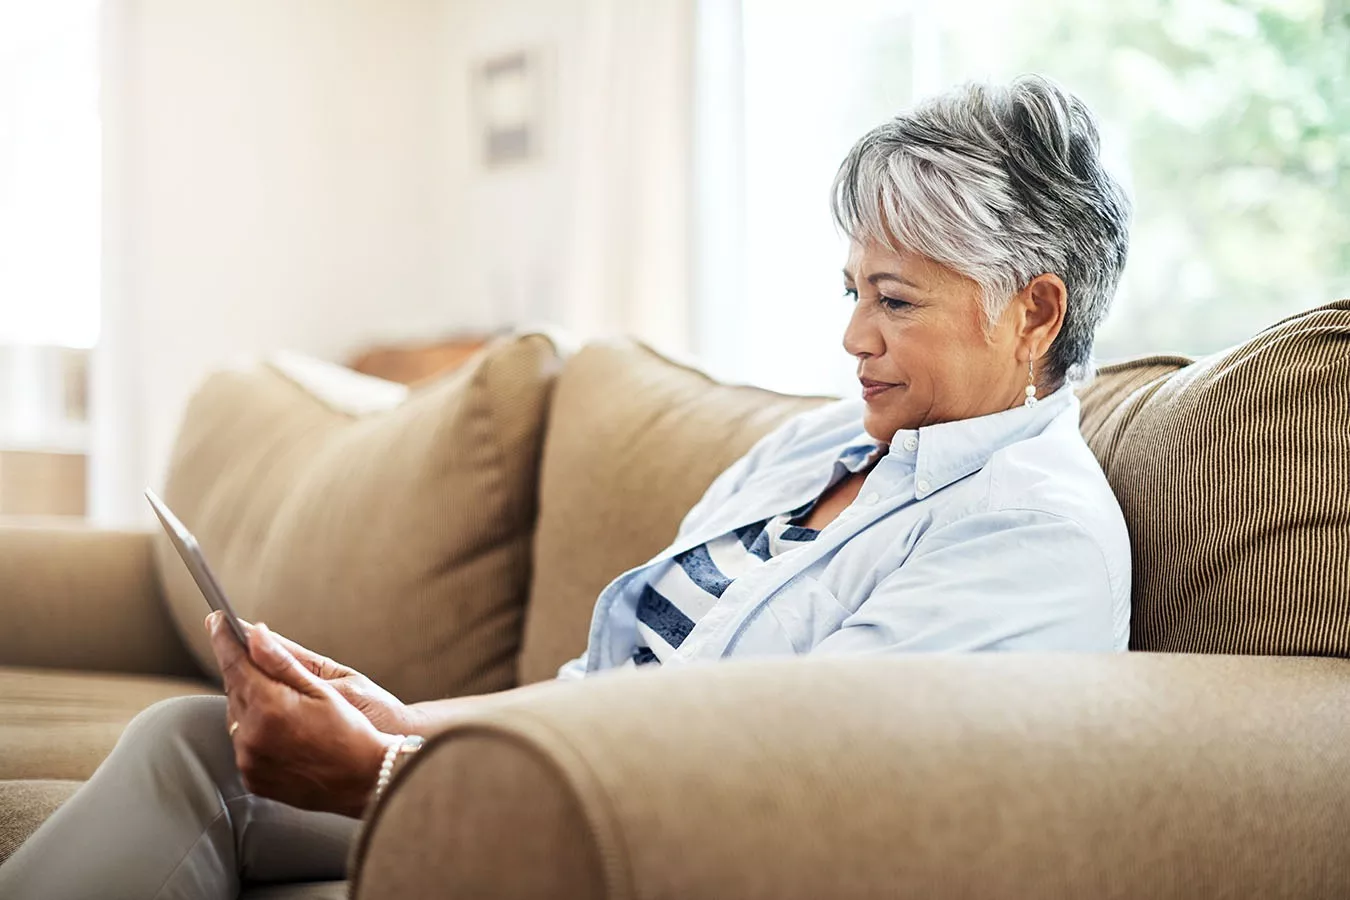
{"left": 831, "top": 75, "right": 1132, "bottom": 384}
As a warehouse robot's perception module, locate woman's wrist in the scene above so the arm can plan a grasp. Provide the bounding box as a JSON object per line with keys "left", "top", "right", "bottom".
{"left": 395, "top": 702, "right": 431, "bottom": 737}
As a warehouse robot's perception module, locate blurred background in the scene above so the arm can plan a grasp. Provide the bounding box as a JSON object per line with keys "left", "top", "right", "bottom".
{"left": 1, "top": 0, "right": 1347, "bottom": 524}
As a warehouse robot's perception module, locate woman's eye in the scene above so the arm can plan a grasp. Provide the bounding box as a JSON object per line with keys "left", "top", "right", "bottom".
{"left": 844, "top": 287, "right": 910, "bottom": 311}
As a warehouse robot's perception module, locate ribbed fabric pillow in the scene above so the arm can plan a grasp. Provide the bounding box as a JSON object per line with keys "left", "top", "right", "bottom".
{"left": 515, "top": 339, "right": 830, "bottom": 685}
{"left": 1078, "top": 355, "right": 1193, "bottom": 452}
{"left": 1083, "top": 300, "right": 1350, "bottom": 654}
{"left": 154, "top": 334, "right": 561, "bottom": 702}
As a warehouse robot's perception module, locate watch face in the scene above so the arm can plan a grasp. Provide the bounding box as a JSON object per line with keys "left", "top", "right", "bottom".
{"left": 404, "top": 735, "right": 426, "bottom": 752}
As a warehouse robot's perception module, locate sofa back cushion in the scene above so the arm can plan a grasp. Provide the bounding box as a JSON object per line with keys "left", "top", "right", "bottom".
{"left": 1078, "top": 355, "right": 1194, "bottom": 445}
{"left": 155, "top": 334, "right": 561, "bottom": 702}
{"left": 516, "top": 340, "right": 830, "bottom": 684}
{"left": 1079, "top": 299, "right": 1350, "bottom": 654}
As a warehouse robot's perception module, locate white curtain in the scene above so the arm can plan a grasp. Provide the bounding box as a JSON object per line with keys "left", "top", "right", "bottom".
{"left": 561, "top": 0, "right": 698, "bottom": 357}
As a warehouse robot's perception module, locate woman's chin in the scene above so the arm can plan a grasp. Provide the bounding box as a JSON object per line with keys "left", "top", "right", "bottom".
{"left": 862, "top": 406, "right": 910, "bottom": 444}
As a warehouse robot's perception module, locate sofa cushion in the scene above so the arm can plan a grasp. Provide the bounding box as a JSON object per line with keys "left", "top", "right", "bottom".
{"left": 0, "top": 667, "right": 215, "bottom": 781}
{"left": 0, "top": 780, "right": 81, "bottom": 866}
{"left": 156, "top": 334, "right": 561, "bottom": 702}
{"left": 1082, "top": 299, "right": 1350, "bottom": 653}
{"left": 1078, "top": 354, "right": 1193, "bottom": 449}
{"left": 516, "top": 339, "right": 830, "bottom": 685}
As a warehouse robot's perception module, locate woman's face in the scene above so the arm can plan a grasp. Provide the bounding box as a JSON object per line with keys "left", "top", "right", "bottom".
{"left": 843, "top": 240, "right": 1048, "bottom": 443}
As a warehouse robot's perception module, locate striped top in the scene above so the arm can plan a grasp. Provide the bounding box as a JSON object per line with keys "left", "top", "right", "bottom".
{"left": 627, "top": 441, "right": 886, "bottom": 667}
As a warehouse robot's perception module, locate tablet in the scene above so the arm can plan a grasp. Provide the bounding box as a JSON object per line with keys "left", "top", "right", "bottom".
{"left": 145, "top": 488, "right": 250, "bottom": 647}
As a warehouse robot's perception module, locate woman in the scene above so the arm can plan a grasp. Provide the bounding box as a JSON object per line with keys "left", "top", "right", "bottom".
{"left": 0, "top": 74, "right": 1133, "bottom": 898}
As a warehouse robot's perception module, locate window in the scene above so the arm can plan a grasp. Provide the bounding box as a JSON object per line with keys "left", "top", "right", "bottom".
{"left": 0, "top": 1, "right": 100, "bottom": 350}
{"left": 0, "top": 1, "right": 98, "bottom": 439}
{"left": 0, "top": 1, "right": 99, "bottom": 511}
{"left": 729, "top": 0, "right": 1350, "bottom": 394}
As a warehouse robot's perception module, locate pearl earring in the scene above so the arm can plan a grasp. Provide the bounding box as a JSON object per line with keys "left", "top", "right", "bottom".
{"left": 1024, "top": 358, "right": 1038, "bottom": 409}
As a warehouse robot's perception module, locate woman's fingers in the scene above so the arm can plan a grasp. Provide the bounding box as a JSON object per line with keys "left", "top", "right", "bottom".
{"left": 268, "top": 629, "right": 353, "bottom": 680}
{"left": 247, "top": 624, "right": 331, "bottom": 699}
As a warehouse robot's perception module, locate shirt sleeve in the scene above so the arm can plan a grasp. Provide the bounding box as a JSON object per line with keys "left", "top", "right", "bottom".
{"left": 810, "top": 508, "right": 1119, "bottom": 655}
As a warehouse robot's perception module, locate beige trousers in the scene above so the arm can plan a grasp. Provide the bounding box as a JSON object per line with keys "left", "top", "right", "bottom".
{"left": 0, "top": 695, "right": 357, "bottom": 900}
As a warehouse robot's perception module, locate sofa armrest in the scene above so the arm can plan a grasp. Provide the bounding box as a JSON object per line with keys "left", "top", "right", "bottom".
{"left": 353, "top": 653, "right": 1350, "bottom": 899}
{"left": 0, "top": 522, "right": 201, "bottom": 677}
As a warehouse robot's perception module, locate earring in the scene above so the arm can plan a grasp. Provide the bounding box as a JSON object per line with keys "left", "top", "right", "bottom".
{"left": 1024, "top": 358, "right": 1038, "bottom": 408}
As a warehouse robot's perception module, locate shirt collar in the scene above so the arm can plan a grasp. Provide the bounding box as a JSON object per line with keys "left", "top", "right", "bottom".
{"left": 836, "top": 439, "right": 885, "bottom": 474}
{"left": 836, "top": 385, "right": 1078, "bottom": 496}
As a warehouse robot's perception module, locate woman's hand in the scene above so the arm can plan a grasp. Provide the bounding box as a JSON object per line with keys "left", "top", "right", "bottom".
{"left": 205, "top": 612, "right": 422, "bottom": 735}
{"left": 206, "top": 613, "right": 395, "bottom": 818}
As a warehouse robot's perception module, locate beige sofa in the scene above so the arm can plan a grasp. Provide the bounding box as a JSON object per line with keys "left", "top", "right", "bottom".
{"left": 2, "top": 300, "right": 1349, "bottom": 898}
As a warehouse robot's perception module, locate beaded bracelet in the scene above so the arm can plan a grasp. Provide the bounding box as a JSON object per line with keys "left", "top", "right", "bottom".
{"left": 373, "top": 734, "right": 426, "bottom": 806}
{"left": 373, "top": 736, "right": 405, "bottom": 804}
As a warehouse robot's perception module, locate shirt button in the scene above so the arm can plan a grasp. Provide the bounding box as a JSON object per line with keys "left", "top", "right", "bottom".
{"left": 863, "top": 492, "right": 880, "bottom": 505}
{"left": 902, "top": 436, "right": 918, "bottom": 452}
{"left": 916, "top": 479, "right": 932, "bottom": 495}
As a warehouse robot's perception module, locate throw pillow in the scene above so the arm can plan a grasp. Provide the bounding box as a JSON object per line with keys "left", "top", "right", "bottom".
{"left": 154, "top": 334, "right": 561, "bottom": 701}
{"left": 1084, "top": 299, "right": 1350, "bottom": 653}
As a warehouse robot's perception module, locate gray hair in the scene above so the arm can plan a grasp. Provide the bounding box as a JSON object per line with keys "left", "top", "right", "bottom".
{"left": 831, "top": 75, "right": 1132, "bottom": 385}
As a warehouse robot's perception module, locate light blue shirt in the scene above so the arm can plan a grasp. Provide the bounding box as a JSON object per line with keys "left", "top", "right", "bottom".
{"left": 558, "top": 385, "right": 1131, "bottom": 681}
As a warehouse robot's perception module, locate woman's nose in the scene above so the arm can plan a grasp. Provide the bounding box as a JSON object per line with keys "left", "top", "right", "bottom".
{"left": 842, "top": 303, "right": 882, "bottom": 360}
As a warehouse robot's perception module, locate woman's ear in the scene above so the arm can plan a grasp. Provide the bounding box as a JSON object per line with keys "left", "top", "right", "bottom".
{"left": 1019, "top": 273, "right": 1068, "bottom": 360}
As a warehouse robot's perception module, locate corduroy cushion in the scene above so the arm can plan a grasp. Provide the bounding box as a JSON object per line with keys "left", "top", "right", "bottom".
{"left": 155, "top": 334, "right": 561, "bottom": 702}
{"left": 1082, "top": 299, "right": 1350, "bottom": 653}
{"left": 515, "top": 340, "right": 831, "bottom": 684}
{"left": 1078, "top": 354, "right": 1193, "bottom": 447}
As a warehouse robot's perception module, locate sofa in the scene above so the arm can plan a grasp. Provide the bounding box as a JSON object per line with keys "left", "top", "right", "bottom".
{"left": 1, "top": 299, "right": 1348, "bottom": 898}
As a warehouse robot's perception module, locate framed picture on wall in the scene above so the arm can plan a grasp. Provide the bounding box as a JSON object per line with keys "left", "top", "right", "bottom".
{"left": 473, "top": 49, "right": 546, "bottom": 167}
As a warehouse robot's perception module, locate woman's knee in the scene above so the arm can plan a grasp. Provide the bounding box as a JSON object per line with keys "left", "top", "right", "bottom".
{"left": 120, "top": 694, "right": 229, "bottom": 758}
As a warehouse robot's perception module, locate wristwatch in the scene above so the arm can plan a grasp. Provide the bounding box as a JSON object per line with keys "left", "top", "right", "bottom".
{"left": 372, "top": 734, "right": 425, "bottom": 806}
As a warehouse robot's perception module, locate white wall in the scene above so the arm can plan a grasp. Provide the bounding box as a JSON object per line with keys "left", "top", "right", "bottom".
{"left": 95, "top": 0, "right": 469, "bottom": 523}
{"left": 437, "top": 0, "right": 696, "bottom": 351}
{"left": 438, "top": 0, "right": 584, "bottom": 332}
{"left": 93, "top": 0, "right": 698, "bottom": 524}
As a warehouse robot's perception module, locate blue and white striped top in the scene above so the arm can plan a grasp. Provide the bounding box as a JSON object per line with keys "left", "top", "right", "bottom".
{"left": 627, "top": 442, "right": 886, "bottom": 667}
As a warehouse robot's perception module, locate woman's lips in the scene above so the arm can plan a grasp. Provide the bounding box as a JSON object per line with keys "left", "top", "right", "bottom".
{"left": 860, "top": 378, "right": 899, "bottom": 401}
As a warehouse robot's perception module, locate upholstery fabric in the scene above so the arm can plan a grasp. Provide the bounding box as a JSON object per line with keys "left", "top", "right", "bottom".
{"left": 1077, "top": 354, "right": 1193, "bottom": 447}
{"left": 1083, "top": 300, "right": 1350, "bottom": 653}
{"left": 356, "top": 653, "right": 1350, "bottom": 900}
{"left": 0, "top": 524, "right": 200, "bottom": 678}
{"left": 155, "top": 335, "right": 562, "bottom": 702}
{"left": 515, "top": 339, "right": 830, "bottom": 685}
{"left": 355, "top": 730, "right": 604, "bottom": 900}
{"left": 0, "top": 667, "right": 215, "bottom": 781}
{"left": 0, "top": 780, "right": 80, "bottom": 866}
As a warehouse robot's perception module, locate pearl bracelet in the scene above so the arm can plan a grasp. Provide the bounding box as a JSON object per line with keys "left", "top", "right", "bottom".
{"left": 373, "top": 736, "right": 404, "bottom": 804}
{"left": 372, "top": 734, "right": 425, "bottom": 806}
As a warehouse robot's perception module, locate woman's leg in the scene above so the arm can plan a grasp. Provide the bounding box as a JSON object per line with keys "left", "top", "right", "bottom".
{"left": 0, "top": 695, "right": 360, "bottom": 900}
